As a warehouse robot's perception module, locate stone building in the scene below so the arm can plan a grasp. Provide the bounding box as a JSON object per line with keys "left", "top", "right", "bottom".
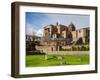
{"left": 43, "top": 22, "right": 89, "bottom": 47}
{"left": 26, "top": 22, "right": 89, "bottom": 51}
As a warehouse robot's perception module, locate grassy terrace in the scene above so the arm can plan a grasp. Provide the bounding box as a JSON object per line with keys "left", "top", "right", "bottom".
{"left": 26, "top": 54, "right": 89, "bottom": 67}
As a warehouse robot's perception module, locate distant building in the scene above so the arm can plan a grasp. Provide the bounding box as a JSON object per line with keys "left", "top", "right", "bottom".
{"left": 26, "top": 35, "right": 42, "bottom": 42}
{"left": 26, "top": 35, "right": 34, "bottom": 41}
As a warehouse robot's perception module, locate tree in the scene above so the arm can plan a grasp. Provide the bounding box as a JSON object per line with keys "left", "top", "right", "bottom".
{"left": 42, "top": 34, "right": 51, "bottom": 42}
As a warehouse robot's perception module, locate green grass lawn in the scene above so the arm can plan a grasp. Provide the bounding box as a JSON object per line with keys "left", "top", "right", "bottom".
{"left": 26, "top": 54, "right": 89, "bottom": 67}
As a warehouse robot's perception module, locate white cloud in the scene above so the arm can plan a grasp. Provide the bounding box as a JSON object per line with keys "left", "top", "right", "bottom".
{"left": 26, "top": 23, "right": 37, "bottom": 36}
{"left": 35, "top": 29, "right": 43, "bottom": 37}
{"left": 26, "top": 23, "right": 43, "bottom": 37}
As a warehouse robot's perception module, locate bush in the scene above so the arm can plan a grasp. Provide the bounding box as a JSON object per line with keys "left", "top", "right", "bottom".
{"left": 60, "top": 48, "right": 71, "bottom": 51}
{"left": 81, "top": 46, "right": 86, "bottom": 51}
{"left": 71, "top": 46, "right": 89, "bottom": 51}
{"left": 77, "top": 47, "right": 81, "bottom": 51}
{"left": 26, "top": 41, "right": 37, "bottom": 51}
{"left": 80, "top": 46, "right": 89, "bottom": 51}
{"left": 85, "top": 46, "right": 89, "bottom": 51}
{"left": 72, "top": 46, "right": 77, "bottom": 51}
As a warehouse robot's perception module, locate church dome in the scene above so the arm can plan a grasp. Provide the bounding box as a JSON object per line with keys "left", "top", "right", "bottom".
{"left": 68, "top": 22, "right": 76, "bottom": 31}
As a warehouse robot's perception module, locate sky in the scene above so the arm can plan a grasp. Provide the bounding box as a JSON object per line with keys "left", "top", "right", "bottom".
{"left": 26, "top": 12, "right": 90, "bottom": 37}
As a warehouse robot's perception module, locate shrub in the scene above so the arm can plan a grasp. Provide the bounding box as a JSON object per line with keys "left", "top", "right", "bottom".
{"left": 81, "top": 46, "right": 87, "bottom": 51}
{"left": 72, "top": 46, "right": 77, "bottom": 51}
{"left": 77, "top": 47, "right": 81, "bottom": 51}
{"left": 60, "top": 48, "right": 71, "bottom": 51}
{"left": 86, "top": 46, "right": 89, "bottom": 51}
{"left": 26, "top": 41, "right": 37, "bottom": 51}
{"left": 81, "top": 46, "right": 89, "bottom": 51}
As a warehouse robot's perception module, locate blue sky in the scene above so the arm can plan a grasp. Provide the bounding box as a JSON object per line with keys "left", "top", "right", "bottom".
{"left": 26, "top": 12, "right": 90, "bottom": 36}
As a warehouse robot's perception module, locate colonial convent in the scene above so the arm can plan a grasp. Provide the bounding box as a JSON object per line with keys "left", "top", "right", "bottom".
{"left": 43, "top": 22, "right": 89, "bottom": 46}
